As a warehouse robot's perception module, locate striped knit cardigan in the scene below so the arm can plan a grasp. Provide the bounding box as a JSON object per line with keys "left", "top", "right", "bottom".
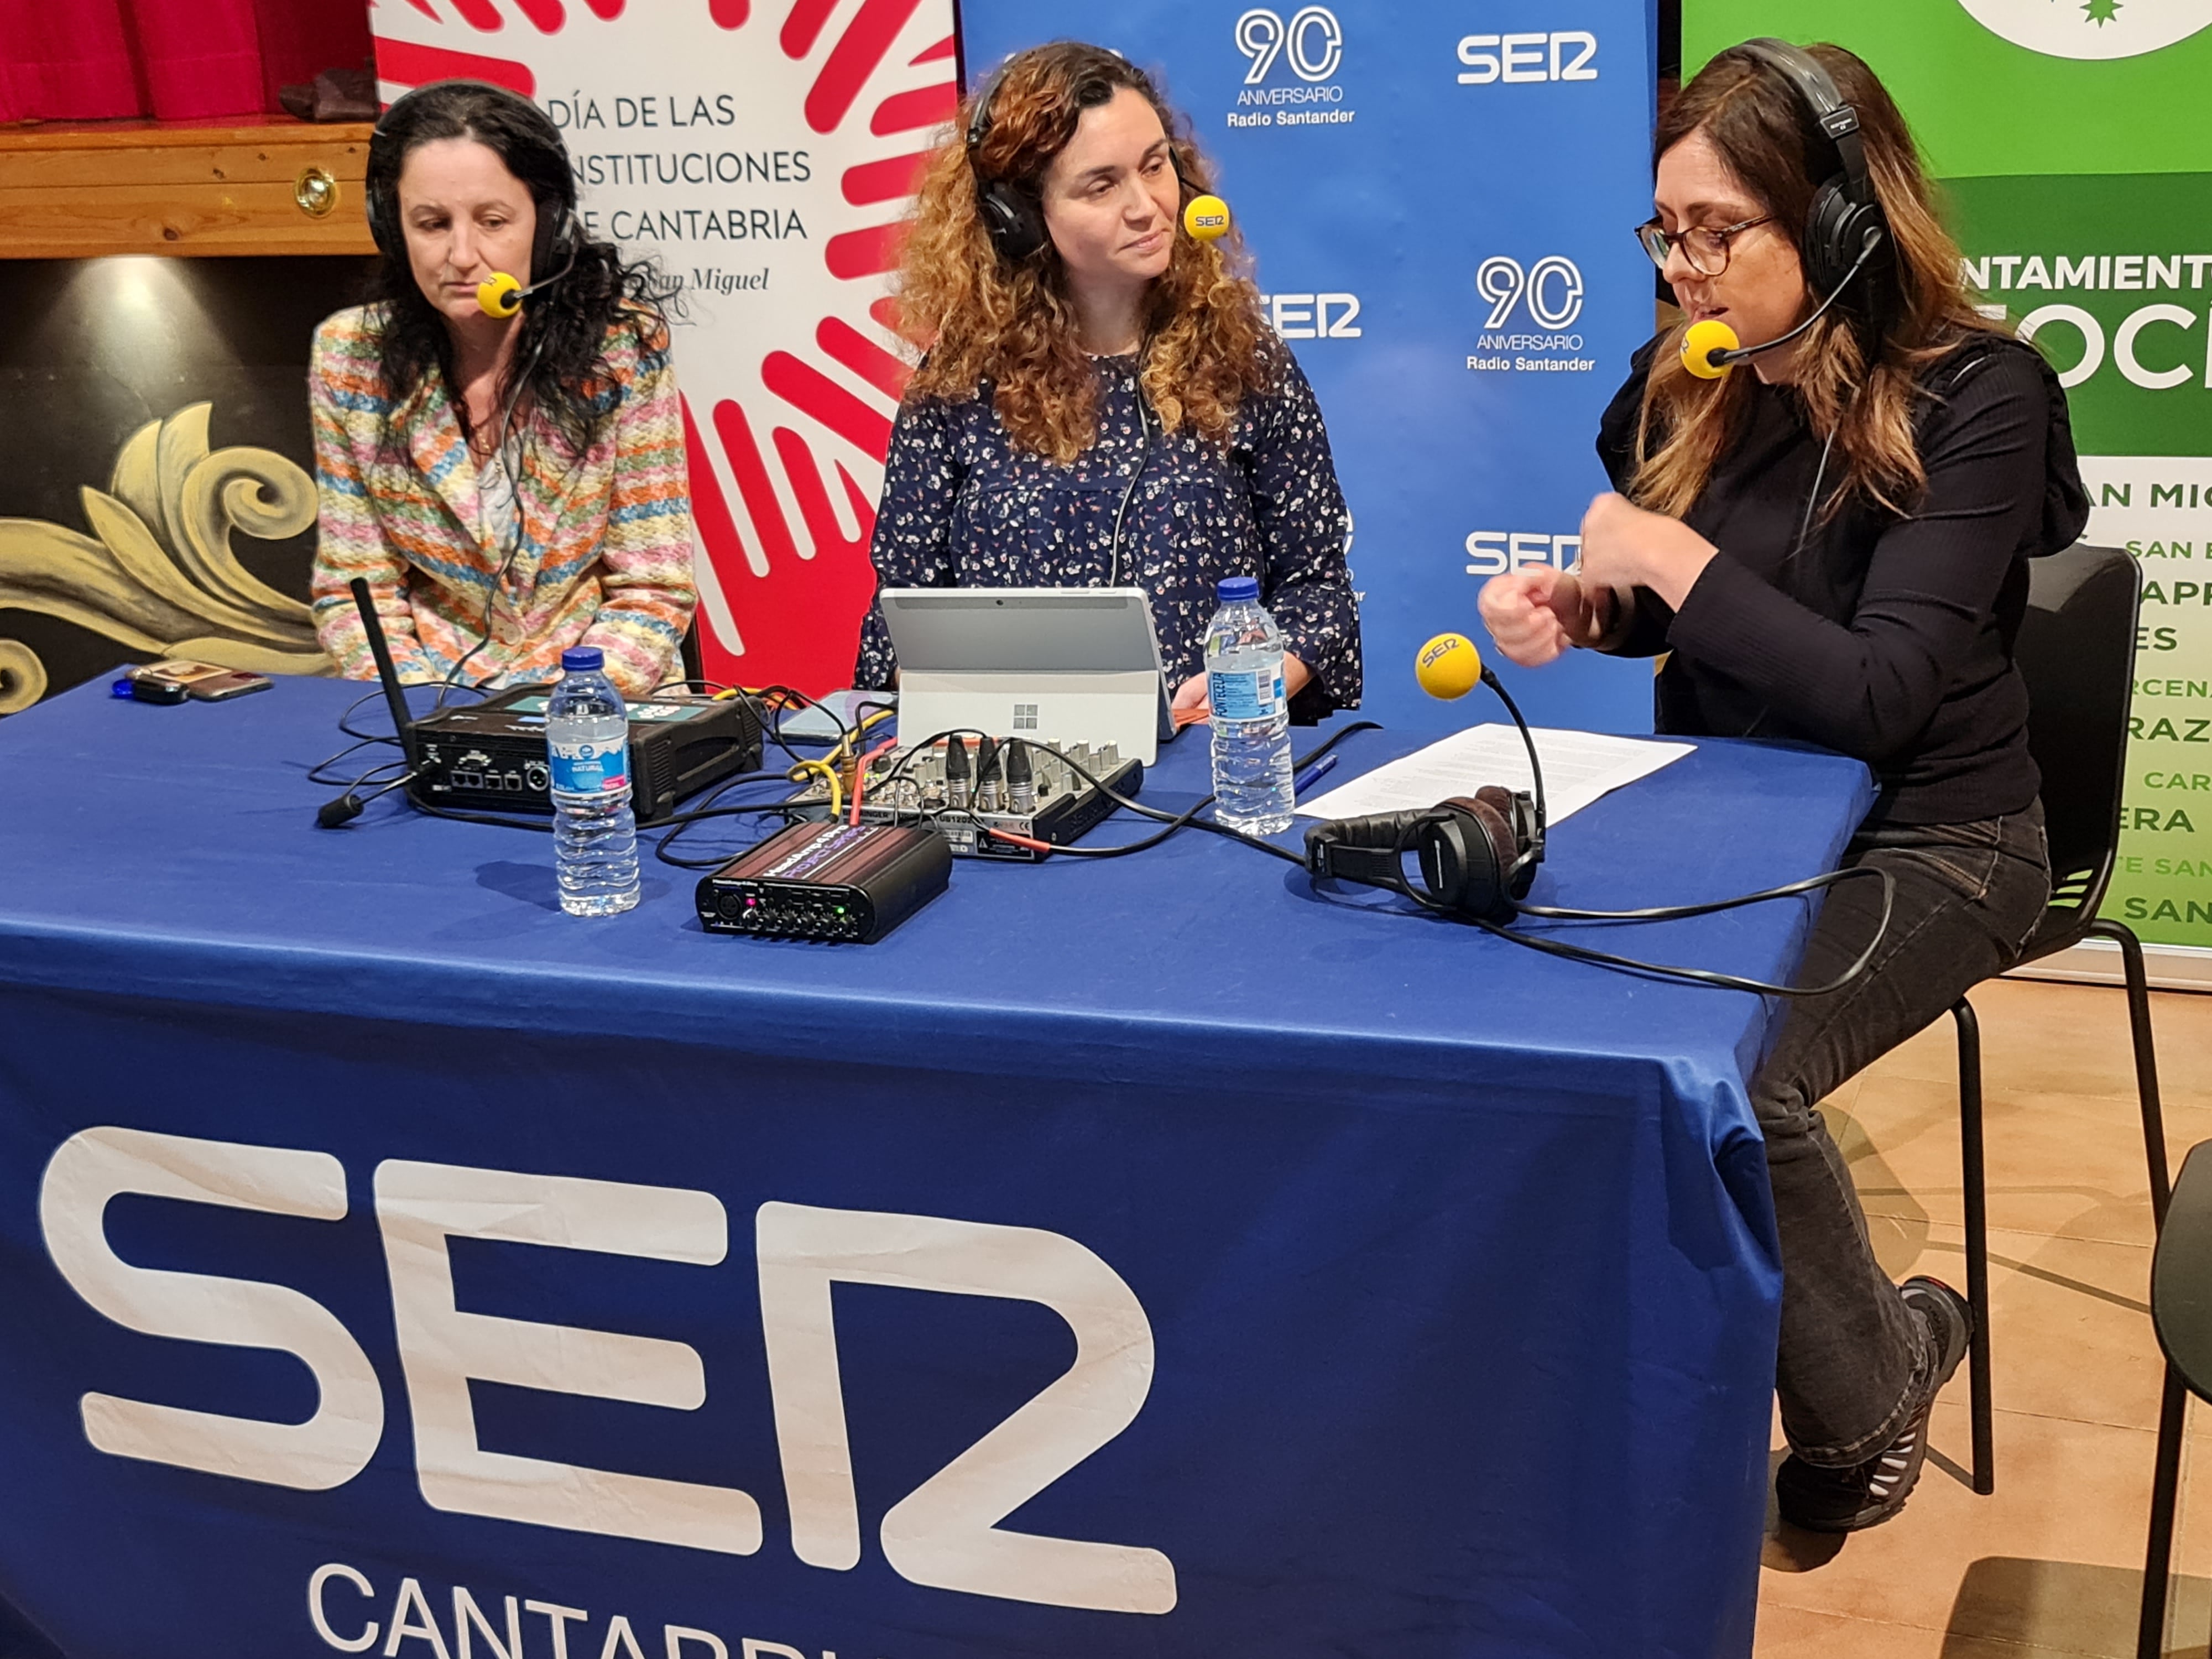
{"left": 308, "top": 302, "right": 696, "bottom": 698}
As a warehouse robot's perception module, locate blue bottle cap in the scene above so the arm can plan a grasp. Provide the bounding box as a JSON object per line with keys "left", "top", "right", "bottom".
{"left": 561, "top": 646, "right": 604, "bottom": 672}
{"left": 1216, "top": 575, "right": 1260, "bottom": 603}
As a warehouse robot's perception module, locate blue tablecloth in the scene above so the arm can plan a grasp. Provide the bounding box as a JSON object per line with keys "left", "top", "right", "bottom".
{"left": 0, "top": 677, "right": 1872, "bottom": 1659}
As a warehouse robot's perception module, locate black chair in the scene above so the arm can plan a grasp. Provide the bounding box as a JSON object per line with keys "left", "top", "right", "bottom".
{"left": 1948, "top": 542, "right": 2168, "bottom": 1496}
{"left": 2140, "top": 1142, "right": 2212, "bottom": 1657}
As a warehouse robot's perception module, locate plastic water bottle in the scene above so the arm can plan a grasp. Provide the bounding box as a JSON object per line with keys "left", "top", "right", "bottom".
{"left": 546, "top": 646, "right": 640, "bottom": 917}
{"left": 1204, "top": 575, "right": 1295, "bottom": 834}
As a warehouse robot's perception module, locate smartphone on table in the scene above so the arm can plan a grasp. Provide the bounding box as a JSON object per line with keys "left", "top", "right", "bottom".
{"left": 125, "top": 660, "right": 274, "bottom": 703}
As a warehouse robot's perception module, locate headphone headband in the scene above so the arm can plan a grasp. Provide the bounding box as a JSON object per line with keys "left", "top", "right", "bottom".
{"left": 365, "top": 79, "right": 580, "bottom": 281}
{"left": 1733, "top": 39, "right": 1871, "bottom": 212}
{"left": 1727, "top": 37, "right": 1886, "bottom": 300}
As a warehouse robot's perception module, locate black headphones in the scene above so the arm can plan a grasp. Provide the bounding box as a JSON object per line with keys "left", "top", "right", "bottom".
{"left": 966, "top": 56, "right": 1194, "bottom": 267}
{"left": 1304, "top": 786, "right": 1544, "bottom": 925}
{"left": 366, "top": 80, "right": 581, "bottom": 289}
{"left": 1732, "top": 38, "right": 1887, "bottom": 297}
{"left": 966, "top": 67, "right": 1051, "bottom": 264}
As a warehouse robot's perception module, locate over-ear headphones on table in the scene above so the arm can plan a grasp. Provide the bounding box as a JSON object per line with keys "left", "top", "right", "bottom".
{"left": 1732, "top": 38, "right": 1887, "bottom": 300}
{"left": 365, "top": 80, "right": 582, "bottom": 317}
{"left": 1304, "top": 785, "right": 1543, "bottom": 925}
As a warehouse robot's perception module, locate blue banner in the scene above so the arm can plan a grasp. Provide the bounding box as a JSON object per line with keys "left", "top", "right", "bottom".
{"left": 958, "top": 0, "right": 1660, "bottom": 733}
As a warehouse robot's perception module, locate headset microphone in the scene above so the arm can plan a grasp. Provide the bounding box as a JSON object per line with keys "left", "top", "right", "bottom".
{"left": 1679, "top": 228, "right": 1882, "bottom": 379}
{"left": 476, "top": 222, "right": 580, "bottom": 319}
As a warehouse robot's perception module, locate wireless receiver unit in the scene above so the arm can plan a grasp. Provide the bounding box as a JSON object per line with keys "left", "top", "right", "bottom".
{"left": 696, "top": 821, "right": 951, "bottom": 942}
{"left": 347, "top": 579, "right": 761, "bottom": 825}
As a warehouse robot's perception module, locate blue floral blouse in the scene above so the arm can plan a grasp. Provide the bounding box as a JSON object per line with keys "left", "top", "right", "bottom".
{"left": 853, "top": 347, "right": 1363, "bottom": 714}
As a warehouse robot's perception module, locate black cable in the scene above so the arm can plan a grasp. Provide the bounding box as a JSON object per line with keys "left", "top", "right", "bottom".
{"left": 1515, "top": 863, "right": 1872, "bottom": 924}
{"left": 337, "top": 688, "right": 401, "bottom": 744}
{"left": 646, "top": 770, "right": 797, "bottom": 867}
{"left": 309, "top": 737, "right": 400, "bottom": 787}
{"left": 877, "top": 719, "right": 1381, "bottom": 862}
{"left": 1462, "top": 864, "right": 1895, "bottom": 999}
{"left": 1107, "top": 358, "right": 1155, "bottom": 589}
{"left": 431, "top": 328, "right": 555, "bottom": 709}
{"left": 651, "top": 803, "right": 803, "bottom": 869}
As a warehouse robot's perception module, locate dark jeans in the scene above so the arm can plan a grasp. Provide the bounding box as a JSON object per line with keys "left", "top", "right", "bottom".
{"left": 1754, "top": 800, "right": 2051, "bottom": 1466}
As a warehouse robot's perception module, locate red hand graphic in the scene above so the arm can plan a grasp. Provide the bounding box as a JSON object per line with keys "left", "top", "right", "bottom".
{"left": 377, "top": 0, "right": 950, "bottom": 696}
{"left": 688, "top": 395, "right": 879, "bottom": 692}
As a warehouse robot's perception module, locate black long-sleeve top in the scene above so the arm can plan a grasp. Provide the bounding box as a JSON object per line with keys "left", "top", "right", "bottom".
{"left": 1596, "top": 331, "right": 2088, "bottom": 825}
{"left": 854, "top": 346, "right": 1362, "bottom": 717}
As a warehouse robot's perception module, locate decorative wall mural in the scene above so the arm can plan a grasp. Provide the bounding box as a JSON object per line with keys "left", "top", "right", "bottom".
{"left": 0, "top": 404, "right": 330, "bottom": 713}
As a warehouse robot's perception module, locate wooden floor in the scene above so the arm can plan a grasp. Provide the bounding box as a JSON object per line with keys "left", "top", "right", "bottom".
{"left": 1755, "top": 977, "right": 2212, "bottom": 1657}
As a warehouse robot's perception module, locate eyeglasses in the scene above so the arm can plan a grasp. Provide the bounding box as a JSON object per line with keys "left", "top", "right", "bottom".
{"left": 1634, "top": 214, "right": 1775, "bottom": 277}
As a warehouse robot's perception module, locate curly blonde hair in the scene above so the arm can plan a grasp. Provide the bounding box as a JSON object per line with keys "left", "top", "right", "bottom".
{"left": 895, "top": 41, "right": 1272, "bottom": 465}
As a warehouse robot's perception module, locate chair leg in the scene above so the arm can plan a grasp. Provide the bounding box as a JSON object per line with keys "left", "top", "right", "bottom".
{"left": 2140, "top": 1364, "right": 2188, "bottom": 1659}
{"left": 2086, "top": 917, "right": 2171, "bottom": 1229}
{"left": 1952, "top": 997, "right": 1995, "bottom": 1496}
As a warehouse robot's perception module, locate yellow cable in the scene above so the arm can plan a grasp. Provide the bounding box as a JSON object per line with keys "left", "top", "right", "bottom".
{"left": 826, "top": 706, "right": 893, "bottom": 763}
{"left": 788, "top": 759, "right": 842, "bottom": 816}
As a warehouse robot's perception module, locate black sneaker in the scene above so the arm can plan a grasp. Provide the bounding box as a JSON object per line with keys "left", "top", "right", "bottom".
{"left": 1773, "top": 1276, "right": 1973, "bottom": 1533}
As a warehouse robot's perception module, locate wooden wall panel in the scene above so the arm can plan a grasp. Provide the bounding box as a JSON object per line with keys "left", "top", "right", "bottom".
{"left": 0, "top": 118, "right": 375, "bottom": 258}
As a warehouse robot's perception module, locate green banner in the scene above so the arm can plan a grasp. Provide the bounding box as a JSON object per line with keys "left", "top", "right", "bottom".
{"left": 1684, "top": 3, "right": 2212, "bottom": 947}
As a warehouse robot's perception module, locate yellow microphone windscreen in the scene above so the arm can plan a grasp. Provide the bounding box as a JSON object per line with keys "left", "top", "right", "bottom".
{"left": 1182, "top": 195, "right": 1230, "bottom": 241}
{"left": 476, "top": 272, "right": 524, "bottom": 319}
{"left": 1416, "top": 632, "right": 1484, "bottom": 701}
{"left": 1680, "top": 318, "right": 1739, "bottom": 380}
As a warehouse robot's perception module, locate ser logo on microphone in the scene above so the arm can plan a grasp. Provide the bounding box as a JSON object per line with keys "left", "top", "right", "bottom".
{"left": 1466, "top": 257, "right": 1597, "bottom": 374}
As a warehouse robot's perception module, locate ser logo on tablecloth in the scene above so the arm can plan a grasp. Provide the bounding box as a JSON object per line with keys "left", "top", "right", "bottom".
{"left": 39, "top": 1127, "right": 1178, "bottom": 1618}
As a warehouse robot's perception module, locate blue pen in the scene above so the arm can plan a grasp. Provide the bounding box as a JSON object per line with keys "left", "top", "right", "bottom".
{"left": 1292, "top": 753, "right": 1338, "bottom": 795}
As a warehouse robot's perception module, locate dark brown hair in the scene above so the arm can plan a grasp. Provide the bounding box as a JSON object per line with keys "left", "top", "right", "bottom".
{"left": 1632, "top": 43, "right": 1997, "bottom": 519}
{"left": 896, "top": 41, "right": 1271, "bottom": 463}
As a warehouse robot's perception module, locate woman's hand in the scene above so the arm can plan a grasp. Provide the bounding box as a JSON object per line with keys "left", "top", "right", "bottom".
{"left": 1578, "top": 492, "right": 1717, "bottom": 608}
{"left": 1171, "top": 653, "right": 1312, "bottom": 726}
{"left": 1478, "top": 568, "right": 1593, "bottom": 668}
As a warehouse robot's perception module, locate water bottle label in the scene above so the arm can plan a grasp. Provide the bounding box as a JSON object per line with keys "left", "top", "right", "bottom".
{"left": 549, "top": 734, "right": 629, "bottom": 794}
{"left": 1208, "top": 666, "right": 1285, "bottom": 721}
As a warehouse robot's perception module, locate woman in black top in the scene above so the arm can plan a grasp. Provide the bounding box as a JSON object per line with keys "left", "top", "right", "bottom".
{"left": 853, "top": 41, "right": 1360, "bottom": 721}
{"left": 1481, "top": 42, "right": 2086, "bottom": 1533}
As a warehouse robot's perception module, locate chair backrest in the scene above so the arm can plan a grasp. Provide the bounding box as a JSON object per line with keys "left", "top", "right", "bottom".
{"left": 2014, "top": 543, "right": 2141, "bottom": 916}
{"left": 2153, "top": 1141, "right": 2212, "bottom": 1398}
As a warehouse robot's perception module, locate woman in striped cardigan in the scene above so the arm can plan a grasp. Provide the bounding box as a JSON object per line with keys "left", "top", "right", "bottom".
{"left": 310, "top": 80, "right": 695, "bottom": 698}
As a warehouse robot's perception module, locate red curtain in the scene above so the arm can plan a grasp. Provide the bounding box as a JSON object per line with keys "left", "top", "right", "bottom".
{"left": 0, "top": 0, "right": 373, "bottom": 124}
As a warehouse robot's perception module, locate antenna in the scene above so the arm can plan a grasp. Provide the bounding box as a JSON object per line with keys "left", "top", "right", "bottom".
{"left": 348, "top": 577, "right": 420, "bottom": 774}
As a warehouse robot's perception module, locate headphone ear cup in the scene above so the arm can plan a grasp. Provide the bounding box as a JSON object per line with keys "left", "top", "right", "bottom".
{"left": 1802, "top": 176, "right": 1882, "bottom": 298}
{"left": 979, "top": 183, "right": 1047, "bottom": 263}
{"left": 1417, "top": 798, "right": 1516, "bottom": 921}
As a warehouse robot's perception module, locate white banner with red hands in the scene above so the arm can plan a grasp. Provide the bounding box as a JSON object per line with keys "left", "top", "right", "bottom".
{"left": 368, "top": 0, "right": 955, "bottom": 693}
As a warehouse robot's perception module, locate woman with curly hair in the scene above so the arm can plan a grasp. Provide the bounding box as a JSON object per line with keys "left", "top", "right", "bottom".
{"left": 309, "top": 79, "right": 695, "bottom": 698}
{"left": 854, "top": 41, "right": 1361, "bottom": 721}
